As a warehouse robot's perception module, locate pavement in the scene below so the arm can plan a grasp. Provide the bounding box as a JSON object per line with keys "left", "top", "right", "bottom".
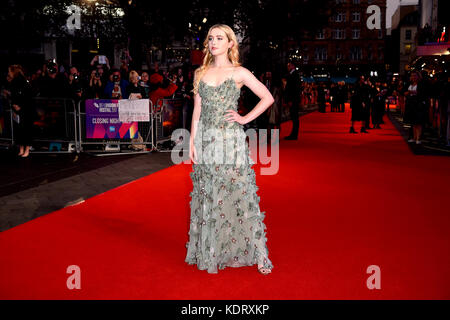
{"left": 387, "top": 108, "right": 450, "bottom": 156}
{"left": 0, "top": 104, "right": 320, "bottom": 232}
{"left": 0, "top": 151, "right": 174, "bottom": 232}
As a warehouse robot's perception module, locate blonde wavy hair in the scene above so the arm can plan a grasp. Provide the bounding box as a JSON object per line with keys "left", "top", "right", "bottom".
{"left": 192, "top": 24, "right": 241, "bottom": 95}
{"left": 129, "top": 70, "right": 139, "bottom": 83}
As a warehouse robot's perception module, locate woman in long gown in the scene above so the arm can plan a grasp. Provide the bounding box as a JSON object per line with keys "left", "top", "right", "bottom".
{"left": 185, "top": 24, "right": 275, "bottom": 275}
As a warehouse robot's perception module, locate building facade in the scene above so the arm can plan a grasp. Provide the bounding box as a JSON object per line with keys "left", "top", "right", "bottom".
{"left": 296, "top": 0, "right": 386, "bottom": 80}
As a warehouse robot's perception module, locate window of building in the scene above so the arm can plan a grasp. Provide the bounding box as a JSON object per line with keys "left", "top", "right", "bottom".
{"left": 333, "top": 29, "right": 345, "bottom": 39}
{"left": 316, "top": 29, "right": 325, "bottom": 39}
{"left": 405, "top": 29, "right": 412, "bottom": 40}
{"left": 315, "top": 47, "right": 327, "bottom": 61}
{"left": 335, "top": 12, "right": 345, "bottom": 22}
{"left": 352, "top": 29, "right": 360, "bottom": 39}
{"left": 378, "top": 46, "right": 383, "bottom": 60}
{"left": 350, "top": 46, "right": 362, "bottom": 60}
{"left": 353, "top": 0, "right": 360, "bottom": 4}
{"left": 352, "top": 12, "right": 360, "bottom": 22}
{"left": 367, "top": 45, "right": 373, "bottom": 60}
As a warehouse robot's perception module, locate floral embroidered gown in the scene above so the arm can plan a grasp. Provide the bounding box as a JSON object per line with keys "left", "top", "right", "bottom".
{"left": 185, "top": 70, "right": 273, "bottom": 274}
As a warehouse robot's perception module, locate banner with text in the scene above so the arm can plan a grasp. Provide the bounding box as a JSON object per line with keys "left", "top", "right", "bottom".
{"left": 118, "top": 99, "right": 149, "bottom": 123}
{"left": 85, "top": 99, "right": 139, "bottom": 139}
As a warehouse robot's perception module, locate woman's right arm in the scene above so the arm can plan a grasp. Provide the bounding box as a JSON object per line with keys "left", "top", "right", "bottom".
{"left": 190, "top": 91, "right": 201, "bottom": 143}
{"left": 189, "top": 91, "right": 201, "bottom": 164}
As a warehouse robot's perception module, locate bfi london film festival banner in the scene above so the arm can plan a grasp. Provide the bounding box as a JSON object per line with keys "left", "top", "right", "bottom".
{"left": 85, "top": 99, "right": 149, "bottom": 139}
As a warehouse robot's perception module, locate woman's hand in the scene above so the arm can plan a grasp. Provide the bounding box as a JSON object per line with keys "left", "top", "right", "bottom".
{"left": 189, "top": 139, "right": 198, "bottom": 164}
{"left": 224, "top": 109, "right": 247, "bottom": 125}
{"left": 12, "top": 104, "right": 20, "bottom": 112}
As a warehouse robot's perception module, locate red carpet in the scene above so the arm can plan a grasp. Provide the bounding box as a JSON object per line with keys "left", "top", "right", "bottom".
{"left": 1, "top": 104, "right": 449, "bottom": 299}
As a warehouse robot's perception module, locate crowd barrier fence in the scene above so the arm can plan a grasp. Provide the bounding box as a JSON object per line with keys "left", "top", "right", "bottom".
{"left": 1, "top": 97, "right": 188, "bottom": 156}
{"left": 77, "top": 99, "right": 156, "bottom": 156}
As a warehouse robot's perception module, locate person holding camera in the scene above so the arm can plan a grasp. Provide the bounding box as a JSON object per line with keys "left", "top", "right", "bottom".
{"left": 90, "top": 54, "right": 111, "bottom": 70}
{"left": 36, "top": 60, "right": 66, "bottom": 98}
{"left": 104, "top": 69, "right": 129, "bottom": 99}
{"left": 65, "top": 66, "right": 83, "bottom": 102}
{"left": 84, "top": 68, "right": 105, "bottom": 99}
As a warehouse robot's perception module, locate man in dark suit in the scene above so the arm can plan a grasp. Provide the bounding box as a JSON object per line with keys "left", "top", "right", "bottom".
{"left": 284, "top": 62, "right": 301, "bottom": 140}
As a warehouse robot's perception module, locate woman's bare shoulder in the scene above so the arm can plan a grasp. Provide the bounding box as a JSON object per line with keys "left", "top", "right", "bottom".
{"left": 234, "top": 66, "right": 254, "bottom": 84}
{"left": 234, "top": 65, "right": 251, "bottom": 75}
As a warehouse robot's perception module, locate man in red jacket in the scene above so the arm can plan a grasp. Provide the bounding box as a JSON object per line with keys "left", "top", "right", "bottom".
{"left": 148, "top": 73, "right": 178, "bottom": 107}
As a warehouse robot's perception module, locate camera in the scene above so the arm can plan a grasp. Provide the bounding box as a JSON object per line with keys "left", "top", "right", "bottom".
{"left": 47, "top": 61, "right": 57, "bottom": 74}
{"left": 95, "top": 71, "right": 100, "bottom": 78}
{"left": 73, "top": 73, "right": 78, "bottom": 81}
{"left": 113, "top": 74, "right": 119, "bottom": 82}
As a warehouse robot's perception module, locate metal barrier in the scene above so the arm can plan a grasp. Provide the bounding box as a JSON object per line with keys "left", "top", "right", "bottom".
{"left": 77, "top": 99, "right": 154, "bottom": 156}
{"left": 1, "top": 96, "right": 187, "bottom": 156}
{"left": 31, "top": 97, "right": 79, "bottom": 153}
{"left": 0, "top": 97, "right": 79, "bottom": 153}
{"left": 153, "top": 98, "right": 184, "bottom": 151}
{"left": 0, "top": 107, "right": 14, "bottom": 150}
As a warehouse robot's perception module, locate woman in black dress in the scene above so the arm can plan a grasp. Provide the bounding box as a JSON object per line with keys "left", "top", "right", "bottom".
{"left": 403, "top": 71, "right": 427, "bottom": 144}
{"left": 7, "top": 65, "right": 35, "bottom": 157}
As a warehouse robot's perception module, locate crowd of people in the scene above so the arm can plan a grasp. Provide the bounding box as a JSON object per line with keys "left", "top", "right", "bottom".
{"left": 0, "top": 56, "right": 197, "bottom": 156}
{"left": 390, "top": 71, "right": 450, "bottom": 146}
{"left": 253, "top": 64, "right": 449, "bottom": 147}
{"left": 1, "top": 56, "right": 449, "bottom": 158}
{"left": 19, "top": 57, "right": 194, "bottom": 108}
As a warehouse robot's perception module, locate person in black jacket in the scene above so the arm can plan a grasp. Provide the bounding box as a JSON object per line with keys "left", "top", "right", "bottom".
{"left": 125, "top": 70, "right": 146, "bottom": 99}
{"left": 7, "top": 65, "right": 35, "bottom": 157}
{"left": 372, "top": 81, "right": 386, "bottom": 129}
{"left": 284, "top": 62, "right": 301, "bottom": 140}
{"left": 337, "top": 81, "right": 347, "bottom": 112}
{"left": 349, "top": 76, "right": 370, "bottom": 134}
{"left": 36, "top": 60, "right": 67, "bottom": 98}
{"left": 403, "top": 71, "right": 428, "bottom": 144}
{"left": 317, "top": 82, "right": 327, "bottom": 113}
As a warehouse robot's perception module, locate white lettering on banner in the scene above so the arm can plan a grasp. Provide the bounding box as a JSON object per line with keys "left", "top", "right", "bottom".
{"left": 118, "top": 99, "right": 150, "bottom": 123}
{"left": 94, "top": 102, "right": 118, "bottom": 111}
{"left": 66, "top": 5, "right": 81, "bottom": 31}
{"left": 366, "top": 5, "right": 381, "bottom": 30}
{"left": 92, "top": 118, "right": 108, "bottom": 124}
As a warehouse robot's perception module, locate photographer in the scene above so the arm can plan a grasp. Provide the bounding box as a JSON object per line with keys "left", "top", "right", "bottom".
{"left": 90, "top": 54, "right": 111, "bottom": 71}
{"left": 65, "top": 66, "right": 83, "bottom": 102}
{"left": 84, "top": 68, "right": 105, "bottom": 99}
{"left": 104, "top": 69, "right": 129, "bottom": 99}
{"left": 36, "top": 60, "right": 66, "bottom": 98}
